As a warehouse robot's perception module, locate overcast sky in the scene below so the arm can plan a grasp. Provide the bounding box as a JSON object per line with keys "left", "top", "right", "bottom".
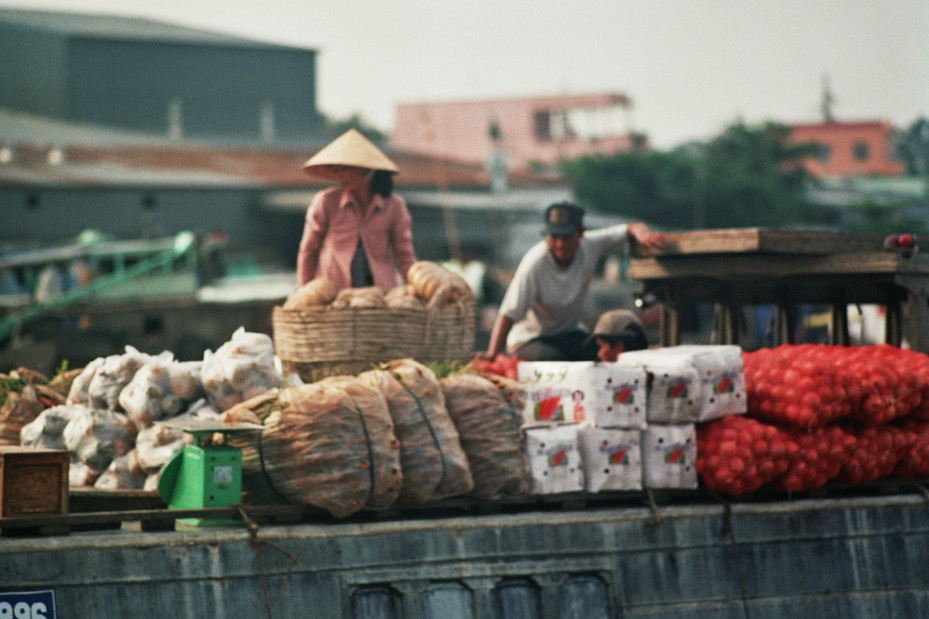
{"left": 2, "top": 0, "right": 927, "bottom": 148}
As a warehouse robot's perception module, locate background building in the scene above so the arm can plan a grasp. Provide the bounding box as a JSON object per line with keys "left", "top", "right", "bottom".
{"left": 391, "top": 93, "right": 641, "bottom": 173}
{"left": 0, "top": 8, "right": 320, "bottom": 143}
{"left": 788, "top": 119, "right": 906, "bottom": 179}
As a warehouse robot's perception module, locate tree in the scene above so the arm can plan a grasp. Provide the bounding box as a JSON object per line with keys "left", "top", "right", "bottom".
{"left": 562, "top": 149, "right": 696, "bottom": 228}
{"left": 896, "top": 116, "right": 929, "bottom": 176}
{"left": 699, "top": 121, "right": 815, "bottom": 228}
{"left": 563, "top": 120, "right": 817, "bottom": 230}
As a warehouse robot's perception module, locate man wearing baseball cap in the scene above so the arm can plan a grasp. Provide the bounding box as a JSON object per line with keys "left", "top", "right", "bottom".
{"left": 484, "top": 201, "right": 664, "bottom": 361}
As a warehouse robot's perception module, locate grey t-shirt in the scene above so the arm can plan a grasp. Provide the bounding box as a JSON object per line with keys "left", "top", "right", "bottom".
{"left": 498, "top": 224, "right": 630, "bottom": 350}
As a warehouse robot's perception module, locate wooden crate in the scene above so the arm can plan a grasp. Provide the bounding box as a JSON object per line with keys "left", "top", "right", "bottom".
{"left": 0, "top": 446, "right": 69, "bottom": 517}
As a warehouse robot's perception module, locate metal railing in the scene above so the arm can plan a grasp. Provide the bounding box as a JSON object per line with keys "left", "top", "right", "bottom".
{"left": 0, "top": 231, "right": 197, "bottom": 342}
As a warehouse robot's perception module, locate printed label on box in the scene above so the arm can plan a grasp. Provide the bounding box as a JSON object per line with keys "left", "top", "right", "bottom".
{"left": 642, "top": 424, "right": 698, "bottom": 489}
{"left": 595, "top": 365, "right": 647, "bottom": 429}
{"left": 525, "top": 424, "right": 584, "bottom": 495}
{"left": 578, "top": 426, "right": 642, "bottom": 492}
{"left": 518, "top": 362, "right": 594, "bottom": 425}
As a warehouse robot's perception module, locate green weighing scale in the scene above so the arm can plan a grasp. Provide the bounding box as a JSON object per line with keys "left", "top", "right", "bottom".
{"left": 157, "top": 420, "right": 265, "bottom": 526}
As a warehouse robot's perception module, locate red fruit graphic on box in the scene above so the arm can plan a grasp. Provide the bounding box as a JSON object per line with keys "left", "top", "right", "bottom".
{"left": 666, "top": 382, "right": 688, "bottom": 398}
{"left": 549, "top": 450, "right": 568, "bottom": 466}
{"left": 665, "top": 448, "right": 685, "bottom": 464}
{"left": 713, "top": 377, "right": 733, "bottom": 394}
{"left": 613, "top": 388, "right": 635, "bottom": 404}
{"left": 609, "top": 449, "right": 629, "bottom": 465}
{"left": 535, "top": 396, "right": 563, "bottom": 421}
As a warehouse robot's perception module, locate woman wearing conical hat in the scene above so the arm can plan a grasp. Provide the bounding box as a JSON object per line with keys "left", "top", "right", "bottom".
{"left": 296, "top": 129, "right": 417, "bottom": 290}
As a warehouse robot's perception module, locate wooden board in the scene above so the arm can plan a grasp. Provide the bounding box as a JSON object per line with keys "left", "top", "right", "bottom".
{"left": 633, "top": 228, "right": 887, "bottom": 258}
{"left": 627, "top": 251, "right": 924, "bottom": 281}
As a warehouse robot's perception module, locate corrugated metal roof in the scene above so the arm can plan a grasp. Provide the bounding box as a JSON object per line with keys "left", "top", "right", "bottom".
{"left": 0, "top": 107, "right": 568, "bottom": 190}
{"left": 0, "top": 137, "right": 566, "bottom": 191}
{"left": 0, "top": 8, "right": 298, "bottom": 49}
{"left": 0, "top": 106, "right": 175, "bottom": 147}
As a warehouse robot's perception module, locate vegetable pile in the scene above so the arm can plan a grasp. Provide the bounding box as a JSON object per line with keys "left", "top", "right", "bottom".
{"left": 696, "top": 415, "right": 798, "bottom": 495}
{"left": 470, "top": 354, "right": 520, "bottom": 380}
{"left": 697, "top": 344, "right": 929, "bottom": 495}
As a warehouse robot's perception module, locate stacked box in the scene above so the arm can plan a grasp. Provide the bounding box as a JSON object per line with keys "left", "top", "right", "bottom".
{"left": 518, "top": 361, "right": 647, "bottom": 494}
{"left": 517, "top": 361, "right": 646, "bottom": 429}
{"left": 618, "top": 345, "right": 746, "bottom": 423}
{"left": 592, "top": 365, "right": 648, "bottom": 429}
{"left": 577, "top": 426, "right": 642, "bottom": 492}
{"left": 517, "top": 361, "right": 593, "bottom": 425}
{"left": 524, "top": 424, "right": 584, "bottom": 494}
{"left": 642, "top": 424, "right": 698, "bottom": 489}
{"left": 616, "top": 346, "right": 745, "bottom": 489}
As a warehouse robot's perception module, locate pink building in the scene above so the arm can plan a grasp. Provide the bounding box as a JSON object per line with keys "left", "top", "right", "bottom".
{"left": 391, "top": 93, "right": 639, "bottom": 173}
{"left": 788, "top": 120, "right": 906, "bottom": 179}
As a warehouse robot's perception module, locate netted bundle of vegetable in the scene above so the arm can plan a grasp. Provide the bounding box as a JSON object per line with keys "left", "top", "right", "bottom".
{"left": 359, "top": 359, "right": 473, "bottom": 504}
{"left": 894, "top": 420, "right": 929, "bottom": 478}
{"left": 118, "top": 358, "right": 204, "bottom": 428}
{"left": 836, "top": 345, "right": 925, "bottom": 426}
{"left": 224, "top": 376, "right": 402, "bottom": 517}
{"left": 773, "top": 425, "right": 856, "bottom": 492}
{"left": 696, "top": 415, "right": 799, "bottom": 496}
{"left": 743, "top": 344, "right": 929, "bottom": 429}
{"left": 201, "top": 328, "right": 282, "bottom": 412}
{"left": 835, "top": 424, "right": 914, "bottom": 485}
{"left": 440, "top": 372, "right": 529, "bottom": 500}
{"left": 481, "top": 372, "right": 527, "bottom": 415}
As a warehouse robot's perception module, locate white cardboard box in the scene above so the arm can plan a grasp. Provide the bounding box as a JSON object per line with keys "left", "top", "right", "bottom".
{"left": 618, "top": 345, "right": 746, "bottom": 423}
{"left": 641, "top": 424, "right": 698, "bottom": 489}
{"left": 591, "top": 365, "right": 647, "bottom": 429}
{"left": 517, "top": 361, "right": 647, "bottom": 429}
{"left": 577, "top": 426, "right": 642, "bottom": 492}
{"left": 524, "top": 424, "right": 585, "bottom": 495}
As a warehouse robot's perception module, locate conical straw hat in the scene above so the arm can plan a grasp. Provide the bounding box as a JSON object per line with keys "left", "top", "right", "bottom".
{"left": 302, "top": 128, "right": 399, "bottom": 179}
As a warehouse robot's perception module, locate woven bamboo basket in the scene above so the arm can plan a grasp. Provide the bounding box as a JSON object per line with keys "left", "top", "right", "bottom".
{"left": 273, "top": 299, "right": 475, "bottom": 382}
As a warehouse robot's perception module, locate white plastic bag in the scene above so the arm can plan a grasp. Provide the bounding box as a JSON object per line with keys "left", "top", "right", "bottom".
{"left": 201, "top": 328, "right": 282, "bottom": 412}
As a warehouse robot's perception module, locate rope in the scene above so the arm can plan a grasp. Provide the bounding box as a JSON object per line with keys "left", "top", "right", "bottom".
{"left": 911, "top": 481, "right": 929, "bottom": 502}
{"left": 713, "top": 492, "right": 752, "bottom": 619}
{"left": 235, "top": 505, "right": 300, "bottom": 619}
{"left": 256, "top": 431, "right": 293, "bottom": 504}
{"left": 643, "top": 488, "right": 664, "bottom": 529}
{"left": 398, "top": 376, "right": 447, "bottom": 492}
{"left": 349, "top": 396, "right": 378, "bottom": 507}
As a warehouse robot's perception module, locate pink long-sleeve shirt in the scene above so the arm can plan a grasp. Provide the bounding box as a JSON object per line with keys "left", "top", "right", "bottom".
{"left": 296, "top": 186, "right": 417, "bottom": 290}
